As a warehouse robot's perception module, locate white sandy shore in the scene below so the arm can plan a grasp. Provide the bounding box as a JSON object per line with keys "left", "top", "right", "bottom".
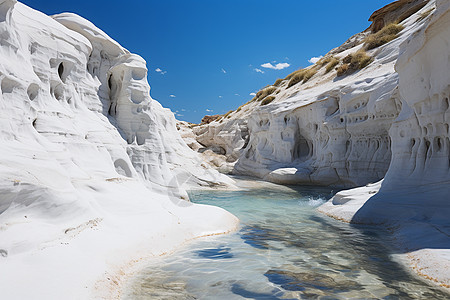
{"left": 0, "top": 2, "right": 238, "bottom": 298}
{"left": 0, "top": 179, "right": 239, "bottom": 299}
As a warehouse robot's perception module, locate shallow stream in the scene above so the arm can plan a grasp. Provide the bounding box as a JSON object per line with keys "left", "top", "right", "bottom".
{"left": 125, "top": 184, "right": 448, "bottom": 299}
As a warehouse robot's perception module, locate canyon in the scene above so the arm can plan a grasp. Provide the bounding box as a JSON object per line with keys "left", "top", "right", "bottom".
{"left": 187, "top": 0, "right": 450, "bottom": 288}
{"left": 0, "top": 0, "right": 448, "bottom": 298}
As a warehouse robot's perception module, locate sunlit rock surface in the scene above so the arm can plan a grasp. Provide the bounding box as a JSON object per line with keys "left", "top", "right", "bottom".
{"left": 0, "top": 2, "right": 238, "bottom": 299}
{"left": 190, "top": 0, "right": 439, "bottom": 191}
{"left": 185, "top": 0, "right": 449, "bottom": 288}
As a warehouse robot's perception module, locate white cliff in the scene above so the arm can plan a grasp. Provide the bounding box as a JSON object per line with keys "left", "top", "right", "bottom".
{"left": 320, "top": 0, "right": 450, "bottom": 286}
{"left": 186, "top": 0, "right": 450, "bottom": 288}
{"left": 191, "top": 1, "right": 434, "bottom": 188}
{"left": 0, "top": 1, "right": 237, "bottom": 299}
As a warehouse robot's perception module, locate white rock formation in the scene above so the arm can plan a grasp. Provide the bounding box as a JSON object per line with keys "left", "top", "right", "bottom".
{"left": 186, "top": 0, "right": 450, "bottom": 287}
{"left": 191, "top": 0, "right": 434, "bottom": 189}
{"left": 320, "top": 0, "right": 450, "bottom": 286}
{"left": 321, "top": 0, "right": 450, "bottom": 224}
{"left": 0, "top": 1, "right": 237, "bottom": 299}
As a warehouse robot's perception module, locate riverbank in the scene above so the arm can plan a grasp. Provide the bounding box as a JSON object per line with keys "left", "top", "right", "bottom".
{"left": 0, "top": 179, "right": 239, "bottom": 299}
{"left": 122, "top": 181, "right": 449, "bottom": 299}
{"left": 318, "top": 181, "right": 450, "bottom": 291}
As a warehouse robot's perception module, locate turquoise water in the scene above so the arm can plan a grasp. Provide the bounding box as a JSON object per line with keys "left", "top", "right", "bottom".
{"left": 125, "top": 185, "right": 448, "bottom": 299}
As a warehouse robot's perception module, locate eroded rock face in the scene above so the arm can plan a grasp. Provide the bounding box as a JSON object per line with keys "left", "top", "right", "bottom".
{"left": 0, "top": 3, "right": 239, "bottom": 298}
{"left": 0, "top": 2, "right": 231, "bottom": 205}
{"left": 386, "top": 0, "right": 449, "bottom": 191}
{"left": 350, "top": 0, "right": 450, "bottom": 224}
{"left": 236, "top": 75, "right": 399, "bottom": 187}
{"left": 188, "top": 0, "right": 437, "bottom": 189}
{"left": 369, "top": 0, "right": 429, "bottom": 32}
{"left": 52, "top": 13, "right": 233, "bottom": 192}
{"left": 201, "top": 114, "right": 220, "bottom": 124}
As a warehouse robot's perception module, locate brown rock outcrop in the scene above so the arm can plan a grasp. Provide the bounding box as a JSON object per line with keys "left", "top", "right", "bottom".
{"left": 369, "top": 0, "right": 429, "bottom": 32}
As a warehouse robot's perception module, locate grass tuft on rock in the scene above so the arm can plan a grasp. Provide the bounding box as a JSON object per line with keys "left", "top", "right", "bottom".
{"left": 256, "top": 86, "right": 276, "bottom": 100}
{"left": 337, "top": 50, "right": 372, "bottom": 77}
{"left": 287, "top": 69, "right": 306, "bottom": 88}
{"left": 325, "top": 57, "right": 340, "bottom": 73}
{"left": 261, "top": 96, "right": 275, "bottom": 106}
{"left": 350, "top": 50, "right": 373, "bottom": 69}
{"left": 303, "top": 68, "right": 317, "bottom": 82}
{"left": 223, "top": 110, "right": 233, "bottom": 119}
{"left": 273, "top": 78, "right": 284, "bottom": 87}
{"left": 364, "top": 23, "right": 404, "bottom": 50}
{"left": 337, "top": 64, "right": 349, "bottom": 77}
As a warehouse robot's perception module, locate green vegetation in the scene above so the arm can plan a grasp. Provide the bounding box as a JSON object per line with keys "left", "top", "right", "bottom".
{"left": 364, "top": 23, "right": 404, "bottom": 50}
{"left": 261, "top": 96, "right": 275, "bottom": 106}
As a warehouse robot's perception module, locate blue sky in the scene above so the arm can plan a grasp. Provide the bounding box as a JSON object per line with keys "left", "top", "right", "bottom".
{"left": 22, "top": 0, "right": 392, "bottom": 123}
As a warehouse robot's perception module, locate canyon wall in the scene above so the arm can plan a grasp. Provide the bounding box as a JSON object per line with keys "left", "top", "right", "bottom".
{"left": 191, "top": 0, "right": 436, "bottom": 190}
{"left": 340, "top": 0, "right": 450, "bottom": 224}
{"left": 0, "top": 2, "right": 237, "bottom": 298}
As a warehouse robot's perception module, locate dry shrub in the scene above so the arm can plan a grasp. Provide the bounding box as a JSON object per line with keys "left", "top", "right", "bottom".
{"left": 364, "top": 23, "right": 404, "bottom": 50}
{"left": 223, "top": 110, "right": 233, "bottom": 118}
{"left": 350, "top": 50, "right": 373, "bottom": 69}
{"left": 317, "top": 56, "right": 332, "bottom": 67}
{"left": 255, "top": 86, "right": 277, "bottom": 101}
{"left": 285, "top": 69, "right": 304, "bottom": 81}
{"left": 418, "top": 8, "right": 434, "bottom": 21}
{"left": 287, "top": 69, "right": 306, "bottom": 88}
{"left": 273, "top": 78, "right": 284, "bottom": 87}
{"left": 261, "top": 96, "right": 275, "bottom": 106}
{"left": 303, "top": 68, "right": 317, "bottom": 82}
{"left": 325, "top": 57, "right": 339, "bottom": 73}
{"left": 343, "top": 54, "right": 353, "bottom": 64}
{"left": 336, "top": 50, "right": 373, "bottom": 77}
{"left": 337, "top": 64, "right": 349, "bottom": 77}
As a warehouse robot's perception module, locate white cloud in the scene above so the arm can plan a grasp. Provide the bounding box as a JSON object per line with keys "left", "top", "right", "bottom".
{"left": 308, "top": 56, "right": 323, "bottom": 64}
{"left": 176, "top": 113, "right": 183, "bottom": 117}
{"left": 254, "top": 68, "right": 264, "bottom": 74}
{"left": 206, "top": 109, "right": 213, "bottom": 112}
{"left": 169, "top": 94, "right": 176, "bottom": 98}
{"left": 261, "top": 62, "right": 290, "bottom": 70}
{"left": 155, "top": 68, "right": 167, "bottom": 75}
{"left": 250, "top": 92, "right": 256, "bottom": 96}
{"left": 218, "top": 96, "right": 223, "bottom": 98}
{"left": 221, "top": 68, "right": 227, "bottom": 74}
{"left": 181, "top": 109, "right": 186, "bottom": 112}
{"left": 234, "top": 93, "right": 240, "bottom": 96}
